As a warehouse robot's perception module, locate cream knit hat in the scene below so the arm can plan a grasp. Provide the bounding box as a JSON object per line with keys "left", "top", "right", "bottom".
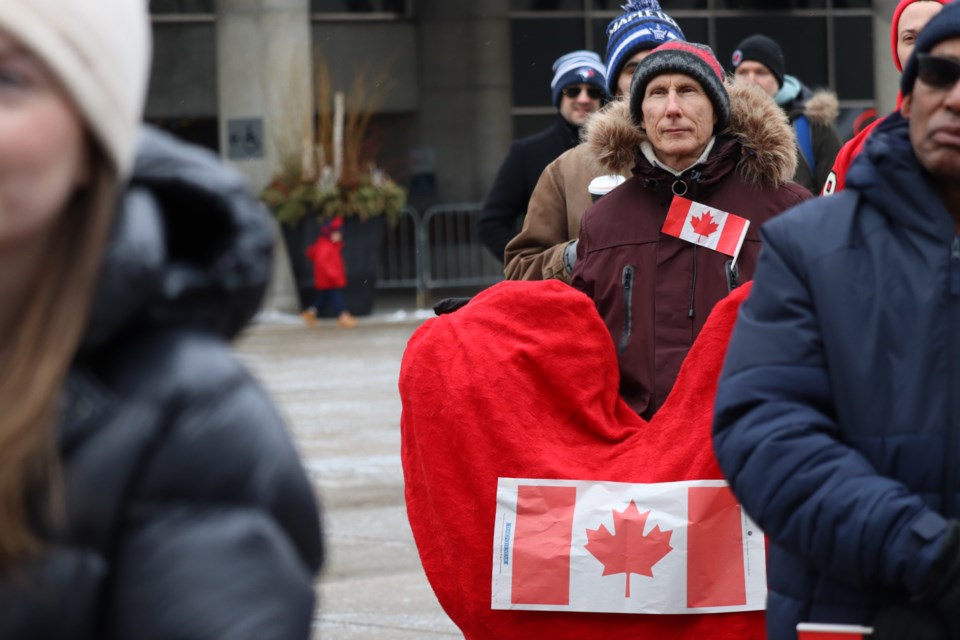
{"left": 0, "top": 0, "right": 152, "bottom": 175}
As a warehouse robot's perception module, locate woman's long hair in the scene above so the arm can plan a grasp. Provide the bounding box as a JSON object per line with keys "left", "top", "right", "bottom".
{"left": 0, "top": 143, "right": 119, "bottom": 571}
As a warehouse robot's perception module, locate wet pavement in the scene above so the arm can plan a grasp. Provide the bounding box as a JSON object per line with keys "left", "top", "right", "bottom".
{"left": 233, "top": 299, "right": 463, "bottom": 639}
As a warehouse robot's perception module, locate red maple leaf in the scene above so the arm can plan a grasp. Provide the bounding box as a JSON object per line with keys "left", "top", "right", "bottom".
{"left": 584, "top": 501, "right": 673, "bottom": 597}
{"left": 690, "top": 210, "right": 719, "bottom": 239}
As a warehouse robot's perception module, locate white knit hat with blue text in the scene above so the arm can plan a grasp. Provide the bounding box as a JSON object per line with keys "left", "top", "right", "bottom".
{"left": 0, "top": 0, "right": 152, "bottom": 175}
{"left": 550, "top": 50, "right": 608, "bottom": 106}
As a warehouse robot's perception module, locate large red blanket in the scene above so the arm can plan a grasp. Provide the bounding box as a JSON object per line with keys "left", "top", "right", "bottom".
{"left": 399, "top": 279, "right": 762, "bottom": 639}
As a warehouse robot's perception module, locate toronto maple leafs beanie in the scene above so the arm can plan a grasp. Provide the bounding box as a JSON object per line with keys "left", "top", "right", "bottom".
{"left": 901, "top": 1, "right": 960, "bottom": 95}
{"left": 551, "top": 50, "right": 608, "bottom": 107}
{"left": 604, "top": 0, "right": 686, "bottom": 96}
{"left": 730, "top": 34, "right": 785, "bottom": 89}
{"left": 630, "top": 41, "right": 730, "bottom": 134}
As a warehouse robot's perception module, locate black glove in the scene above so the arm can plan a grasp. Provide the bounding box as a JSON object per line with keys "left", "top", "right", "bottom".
{"left": 923, "top": 520, "right": 960, "bottom": 636}
{"left": 433, "top": 297, "right": 472, "bottom": 316}
{"left": 872, "top": 604, "right": 949, "bottom": 640}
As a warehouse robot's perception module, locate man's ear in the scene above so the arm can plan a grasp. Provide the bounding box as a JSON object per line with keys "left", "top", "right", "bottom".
{"left": 901, "top": 93, "right": 913, "bottom": 118}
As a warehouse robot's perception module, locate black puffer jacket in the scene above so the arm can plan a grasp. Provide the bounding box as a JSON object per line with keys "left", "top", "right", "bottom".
{"left": 0, "top": 128, "right": 324, "bottom": 639}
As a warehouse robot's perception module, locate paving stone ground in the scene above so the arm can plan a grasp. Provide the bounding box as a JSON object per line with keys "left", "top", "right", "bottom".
{"left": 234, "top": 299, "right": 463, "bottom": 639}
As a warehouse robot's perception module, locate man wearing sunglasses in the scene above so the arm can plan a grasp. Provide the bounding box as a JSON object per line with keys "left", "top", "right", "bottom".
{"left": 479, "top": 50, "right": 607, "bottom": 263}
{"left": 504, "top": 0, "right": 685, "bottom": 283}
{"left": 714, "top": 4, "right": 960, "bottom": 639}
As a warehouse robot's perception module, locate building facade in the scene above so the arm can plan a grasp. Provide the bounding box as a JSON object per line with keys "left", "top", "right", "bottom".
{"left": 148, "top": 0, "right": 902, "bottom": 207}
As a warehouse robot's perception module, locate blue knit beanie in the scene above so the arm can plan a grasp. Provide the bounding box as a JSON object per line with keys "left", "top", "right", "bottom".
{"left": 901, "top": 1, "right": 960, "bottom": 95}
{"left": 551, "top": 50, "right": 608, "bottom": 107}
{"left": 604, "top": 0, "right": 686, "bottom": 95}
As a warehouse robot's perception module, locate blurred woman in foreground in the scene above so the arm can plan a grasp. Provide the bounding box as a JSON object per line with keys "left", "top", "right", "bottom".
{"left": 0, "top": 2, "right": 323, "bottom": 638}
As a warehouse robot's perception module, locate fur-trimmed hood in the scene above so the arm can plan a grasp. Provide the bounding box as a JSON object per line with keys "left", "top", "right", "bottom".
{"left": 802, "top": 89, "right": 840, "bottom": 126}
{"left": 80, "top": 126, "right": 274, "bottom": 353}
{"left": 584, "top": 80, "right": 797, "bottom": 187}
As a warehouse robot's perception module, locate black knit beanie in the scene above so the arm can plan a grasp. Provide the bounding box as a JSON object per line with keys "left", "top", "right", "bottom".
{"left": 731, "top": 34, "right": 785, "bottom": 89}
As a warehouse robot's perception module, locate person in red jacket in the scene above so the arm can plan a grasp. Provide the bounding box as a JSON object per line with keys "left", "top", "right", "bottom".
{"left": 302, "top": 217, "right": 357, "bottom": 328}
{"left": 822, "top": 0, "right": 946, "bottom": 195}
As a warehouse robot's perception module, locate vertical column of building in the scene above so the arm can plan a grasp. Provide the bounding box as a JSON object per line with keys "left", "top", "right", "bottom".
{"left": 216, "top": 0, "right": 314, "bottom": 312}
{"left": 416, "top": 1, "right": 512, "bottom": 203}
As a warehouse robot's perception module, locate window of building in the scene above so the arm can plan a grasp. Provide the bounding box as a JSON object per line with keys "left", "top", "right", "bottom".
{"left": 150, "top": 0, "right": 215, "bottom": 13}
{"left": 149, "top": 0, "right": 411, "bottom": 15}
{"left": 509, "top": 0, "right": 874, "bottom": 138}
{"left": 312, "top": 0, "right": 409, "bottom": 14}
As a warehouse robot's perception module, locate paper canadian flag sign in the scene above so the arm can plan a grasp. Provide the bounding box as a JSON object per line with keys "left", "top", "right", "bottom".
{"left": 491, "top": 478, "right": 766, "bottom": 615}
{"left": 661, "top": 196, "right": 751, "bottom": 264}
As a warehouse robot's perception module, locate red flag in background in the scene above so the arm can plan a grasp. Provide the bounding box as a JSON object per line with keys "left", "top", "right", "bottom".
{"left": 662, "top": 196, "right": 751, "bottom": 263}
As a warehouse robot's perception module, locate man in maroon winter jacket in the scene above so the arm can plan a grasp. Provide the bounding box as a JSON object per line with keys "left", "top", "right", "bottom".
{"left": 572, "top": 41, "right": 809, "bottom": 419}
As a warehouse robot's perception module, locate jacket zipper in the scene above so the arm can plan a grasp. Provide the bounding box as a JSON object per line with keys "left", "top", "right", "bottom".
{"left": 688, "top": 246, "right": 698, "bottom": 319}
{"left": 619, "top": 265, "right": 634, "bottom": 354}
{"left": 945, "top": 237, "right": 960, "bottom": 517}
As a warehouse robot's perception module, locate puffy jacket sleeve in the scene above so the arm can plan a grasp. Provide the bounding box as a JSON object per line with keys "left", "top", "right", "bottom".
{"left": 104, "top": 331, "right": 323, "bottom": 639}
{"left": 712, "top": 215, "right": 947, "bottom": 595}
{"left": 503, "top": 155, "right": 573, "bottom": 283}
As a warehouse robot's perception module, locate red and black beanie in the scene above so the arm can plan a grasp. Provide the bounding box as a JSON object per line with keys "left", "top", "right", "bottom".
{"left": 630, "top": 41, "right": 730, "bottom": 134}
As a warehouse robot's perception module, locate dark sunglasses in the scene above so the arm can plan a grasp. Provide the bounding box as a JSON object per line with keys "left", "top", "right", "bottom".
{"left": 917, "top": 53, "right": 960, "bottom": 90}
{"left": 562, "top": 86, "right": 604, "bottom": 100}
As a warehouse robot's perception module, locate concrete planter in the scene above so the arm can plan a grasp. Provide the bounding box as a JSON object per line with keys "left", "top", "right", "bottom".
{"left": 280, "top": 213, "right": 386, "bottom": 317}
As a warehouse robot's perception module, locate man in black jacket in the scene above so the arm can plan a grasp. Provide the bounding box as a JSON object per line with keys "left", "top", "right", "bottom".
{"left": 729, "top": 33, "right": 842, "bottom": 195}
{"left": 479, "top": 50, "right": 607, "bottom": 262}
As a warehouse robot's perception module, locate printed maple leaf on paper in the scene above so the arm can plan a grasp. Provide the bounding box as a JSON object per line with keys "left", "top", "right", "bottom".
{"left": 690, "top": 210, "right": 719, "bottom": 240}
{"left": 584, "top": 501, "right": 673, "bottom": 597}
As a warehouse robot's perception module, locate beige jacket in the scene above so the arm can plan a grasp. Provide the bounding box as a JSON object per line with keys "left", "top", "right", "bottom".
{"left": 503, "top": 128, "right": 630, "bottom": 284}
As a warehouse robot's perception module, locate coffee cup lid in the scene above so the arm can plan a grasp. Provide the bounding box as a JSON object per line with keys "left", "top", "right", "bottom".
{"left": 588, "top": 174, "right": 626, "bottom": 196}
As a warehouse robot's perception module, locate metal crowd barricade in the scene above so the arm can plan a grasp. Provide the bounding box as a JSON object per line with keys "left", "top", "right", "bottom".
{"left": 377, "top": 205, "right": 422, "bottom": 285}
{"left": 377, "top": 202, "right": 506, "bottom": 308}
{"left": 420, "top": 202, "right": 504, "bottom": 291}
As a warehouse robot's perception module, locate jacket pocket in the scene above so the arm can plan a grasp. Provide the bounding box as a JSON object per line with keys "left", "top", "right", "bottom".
{"left": 618, "top": 265, "right": 635, "bottom": 354}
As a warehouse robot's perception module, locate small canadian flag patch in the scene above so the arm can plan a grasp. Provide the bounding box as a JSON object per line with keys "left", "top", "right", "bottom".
{"left": 661, "top": 196, "right": 750, "bottom": 264}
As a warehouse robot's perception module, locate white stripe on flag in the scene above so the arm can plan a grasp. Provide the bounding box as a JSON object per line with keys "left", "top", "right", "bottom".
{"left": 677, "top": 201, "right": 728, "bottom": 251}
